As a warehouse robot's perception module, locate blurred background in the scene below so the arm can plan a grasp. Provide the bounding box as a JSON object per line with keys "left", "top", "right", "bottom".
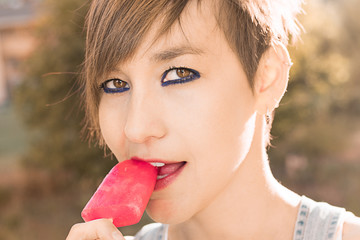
{"left": 0, "top": 0, "right": 359, "bottom": 239}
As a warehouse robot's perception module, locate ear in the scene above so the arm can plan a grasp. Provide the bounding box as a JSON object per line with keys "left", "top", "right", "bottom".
{"left": 254, "top": 42, "right": 292, "bottom": 114}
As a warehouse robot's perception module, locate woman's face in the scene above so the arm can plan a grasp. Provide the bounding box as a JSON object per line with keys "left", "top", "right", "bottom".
{"left": 98, "top": 1, "right": 258, "bottom": 224}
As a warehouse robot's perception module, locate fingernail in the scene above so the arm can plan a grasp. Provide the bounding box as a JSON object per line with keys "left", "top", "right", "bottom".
{"left": 112, "top": 231, "right": 123, "bottom": 240}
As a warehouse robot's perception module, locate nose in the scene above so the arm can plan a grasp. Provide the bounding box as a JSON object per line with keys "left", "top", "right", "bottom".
{"left": 124, "top": 90, "right": 166, "bottom": 144}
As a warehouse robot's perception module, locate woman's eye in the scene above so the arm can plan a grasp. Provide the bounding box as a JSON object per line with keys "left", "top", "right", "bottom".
{"left": 161, "top": 67, "right": 200, "bottom": 87}
{"left": 176, "top": 68, "right": 191, "bottom": 78}
{"left": 100, "top": 79, "right": 130, "bottom": 93}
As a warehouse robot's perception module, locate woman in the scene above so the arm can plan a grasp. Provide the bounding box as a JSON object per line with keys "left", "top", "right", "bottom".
{"left": 67, "top": 0, "right": 360, "bottom": 239}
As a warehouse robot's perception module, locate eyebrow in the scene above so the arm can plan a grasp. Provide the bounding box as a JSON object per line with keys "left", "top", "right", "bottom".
{"left": 105, "top": 46, "right": 205, "bottom": 79}
{"left": 151, "top": 46, "right": 205, "bottom": 62}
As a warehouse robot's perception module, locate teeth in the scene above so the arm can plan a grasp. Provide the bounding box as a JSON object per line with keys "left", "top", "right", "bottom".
{"left": 150, "top": 162, "right": 165, "bottom": 167}
{"left": 157, "top": 174, "right": 169, "bottom": 180}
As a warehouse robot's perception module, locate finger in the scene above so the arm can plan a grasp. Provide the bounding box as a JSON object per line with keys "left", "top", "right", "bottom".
{"left": 66, "top": 219, "right": 125, "bottom": 240}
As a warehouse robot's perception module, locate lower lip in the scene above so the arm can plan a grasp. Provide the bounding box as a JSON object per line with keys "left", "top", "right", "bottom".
{"left": 154, "top": 162, "right": 186, "bottom": 191}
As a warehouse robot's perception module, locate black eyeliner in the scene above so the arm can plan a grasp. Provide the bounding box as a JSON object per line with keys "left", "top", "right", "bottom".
{"left": 161, "top": 67, "right": 200, "bottom": 87}
{"left": 100, "top": 79, "right": 130, "bottom": 94}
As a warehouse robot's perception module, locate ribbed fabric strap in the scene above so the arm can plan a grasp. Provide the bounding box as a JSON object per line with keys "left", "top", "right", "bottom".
{"left": 293, "top": 196, "right": 346, "bottom": 240}
{"left": 133, "top": 223, "right": 168, "bottom": 240}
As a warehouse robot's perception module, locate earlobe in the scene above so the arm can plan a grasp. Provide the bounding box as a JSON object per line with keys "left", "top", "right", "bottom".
{"left": 254, "top": 42, "right": 291, "bottom": 114}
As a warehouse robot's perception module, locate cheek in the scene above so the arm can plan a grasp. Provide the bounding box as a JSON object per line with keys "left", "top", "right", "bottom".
{"left": 193, "top": 98, "right": 256, "bottom": 179}
{"left": 147, "top": 99, "right": 257, "bottom": 224}
{"left": 98, "top": 97, "right": 127, "bottom": 159}
{"left": 188, "top": 85, "right": 256, "bottom": 162}
{"left": 165, "top": 80, "right": 256, "bottom": 194}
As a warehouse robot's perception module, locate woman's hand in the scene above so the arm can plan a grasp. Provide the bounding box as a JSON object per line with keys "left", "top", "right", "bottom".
{"left": 66, "top": 219, "right": 125, "bottom": 240}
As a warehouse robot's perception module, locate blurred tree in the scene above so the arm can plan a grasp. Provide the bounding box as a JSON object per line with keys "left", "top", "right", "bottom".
{"left": 271, "top": 0, "right": 349, "bottom": 159}
{"left": 13, "top": 0, "right": 114, "bottom": 188}
{"left": 269, "top": 0, "right": 360, "bottom": 213}
{"left": 338, "top": 0, "right": 360, "bottom": 119}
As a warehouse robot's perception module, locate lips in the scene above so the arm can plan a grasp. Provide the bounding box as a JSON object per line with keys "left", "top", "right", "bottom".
{"left": 130, "top": 157, "right": 186, "bottom": 191}
{"left": 153, "top": 161, "right": 186, "bottom": 190}
{"left": 156, "top": 161, "right": 186, "bottom": 179}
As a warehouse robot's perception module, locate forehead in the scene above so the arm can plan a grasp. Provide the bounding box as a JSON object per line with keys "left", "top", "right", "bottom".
{"left": 121, "top": 0, "right": 221, "bottom": 66}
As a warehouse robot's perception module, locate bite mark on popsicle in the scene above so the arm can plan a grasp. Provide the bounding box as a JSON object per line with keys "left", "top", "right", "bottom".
{"left": 81, "top": 159, "right": 158, "bottom": 227}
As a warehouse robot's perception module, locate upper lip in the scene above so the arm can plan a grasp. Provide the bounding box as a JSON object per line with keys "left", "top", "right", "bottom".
{"left": 130, "top": 156, "right": 181, "bottom": 165}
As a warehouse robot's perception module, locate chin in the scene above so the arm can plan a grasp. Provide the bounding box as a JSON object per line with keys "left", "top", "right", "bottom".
{"left": 146, "top": 199, "right": 192, "bottom": 225}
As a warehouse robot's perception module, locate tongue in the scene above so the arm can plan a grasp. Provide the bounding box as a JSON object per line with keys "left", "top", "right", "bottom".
{"left": 158, "top": 162, "right": 185, "bottom": 175}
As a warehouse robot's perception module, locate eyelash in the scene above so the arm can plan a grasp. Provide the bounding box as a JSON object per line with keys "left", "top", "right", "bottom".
{"left": 161, "top": 66, "right": 200, "bottom": 87}
{"left": 99, "top": 67, "right": 200, "bottom": 94}
{"left": 99, "top": 79, "right": 130, "bottom": 94}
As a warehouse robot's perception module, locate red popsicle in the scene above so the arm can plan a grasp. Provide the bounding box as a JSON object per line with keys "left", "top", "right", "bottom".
{"left": 81, "top": 159, "right": 158, "bottom": 227}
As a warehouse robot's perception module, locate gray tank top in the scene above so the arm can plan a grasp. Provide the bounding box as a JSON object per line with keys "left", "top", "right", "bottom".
{"left": 125, "top": 196, "right": 347, "bottom": 240}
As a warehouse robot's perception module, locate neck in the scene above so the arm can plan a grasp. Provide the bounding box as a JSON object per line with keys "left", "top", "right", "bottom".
{"left": 169, "top": 115, "right": 301, "bottom": 240}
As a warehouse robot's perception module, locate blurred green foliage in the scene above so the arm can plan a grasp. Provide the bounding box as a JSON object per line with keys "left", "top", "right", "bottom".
{"left": 269, "top": 0, "right": 360, "bottom": 213}
{"left": 13, "top": 0, "right": 114, "bottom": 184}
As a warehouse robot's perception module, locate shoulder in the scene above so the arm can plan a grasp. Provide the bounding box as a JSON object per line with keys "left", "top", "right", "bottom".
{"left": 342, "top": 213, "right": 360, "bottom": 240}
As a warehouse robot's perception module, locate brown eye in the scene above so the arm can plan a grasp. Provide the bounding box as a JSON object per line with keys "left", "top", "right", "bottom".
{"left": 176, "top": 68, "right": 191, "bottom": 78}
{"left": 113, "top": 79, "right": 127, "bottom": 88}
{"left": 161, "top": 67, "right": 200, "bottom": 86}
{"left": 101, "top": 78, "right": 130, "bottom": 93}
